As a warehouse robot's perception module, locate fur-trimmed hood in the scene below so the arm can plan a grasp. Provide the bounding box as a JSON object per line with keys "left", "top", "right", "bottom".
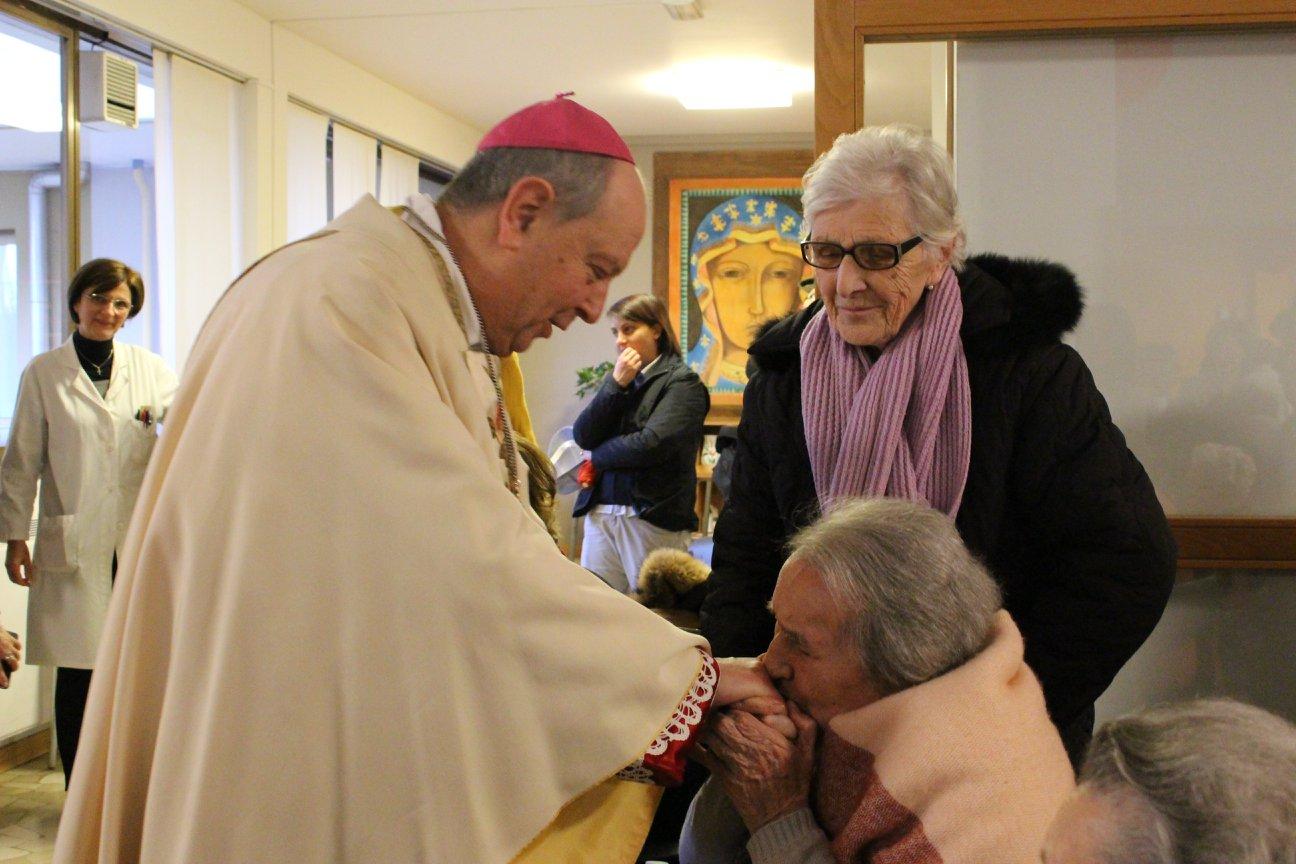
{"left": 747, "top": 254, "right": 1085, "bottom": 368}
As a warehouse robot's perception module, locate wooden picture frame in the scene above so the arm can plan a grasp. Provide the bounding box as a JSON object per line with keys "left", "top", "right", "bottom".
{"left": 653, "top": 150, "right": 815, "bottom": 424}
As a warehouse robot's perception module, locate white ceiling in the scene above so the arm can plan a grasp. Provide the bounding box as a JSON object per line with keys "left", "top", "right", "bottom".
{"left": 0, "top": 1, "right": 939, "bottom": 172}
{"left": 238, "top": 0, "right": 817, "bottom": 140}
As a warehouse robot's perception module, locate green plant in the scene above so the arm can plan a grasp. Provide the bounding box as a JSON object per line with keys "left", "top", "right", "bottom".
{"left": 575, "top": 360, "right": 614, "bottom": 398}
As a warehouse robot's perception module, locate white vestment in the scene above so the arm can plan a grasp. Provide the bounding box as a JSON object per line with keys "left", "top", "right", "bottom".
{"left": 54, "top": 196, "right": 707, "bottom": 863}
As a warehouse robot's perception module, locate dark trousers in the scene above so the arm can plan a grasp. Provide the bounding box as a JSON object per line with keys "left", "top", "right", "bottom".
{"left": 54, "top": 553, "right": 115, "bottom": 788}
{"left": 55, "top": 667, "right": 93, "bottom": 787}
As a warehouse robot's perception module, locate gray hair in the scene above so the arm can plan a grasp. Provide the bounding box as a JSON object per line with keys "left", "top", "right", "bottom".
{"left": 438, "top": 147, "right": 617, "bottom": 221}
{"left": 1080, "top": 698, "right": 1296, "bottom": 864}
{"left": 785, "top": 497, "right": 1000, "bottom": 695}
{"left": 801, "top": 124, "right": 967, "bottom": 269}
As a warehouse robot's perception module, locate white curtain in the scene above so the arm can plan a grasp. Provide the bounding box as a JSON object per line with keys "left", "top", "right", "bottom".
{"left": 378, "top": 145, "right": 421, "bottom": 206}
{"left": 154, "top": 50, "right": 242, "bottom": 371}
{"left": 330, "top": 123, "right": 377, "bottom": 218}
{"left": 286, "top": 102, "right": 329, "bottom": 242}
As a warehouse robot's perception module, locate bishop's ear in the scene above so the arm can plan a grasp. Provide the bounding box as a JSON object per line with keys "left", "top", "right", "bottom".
{"left": 497, "top": 176, "right": 557, "bottom": 249}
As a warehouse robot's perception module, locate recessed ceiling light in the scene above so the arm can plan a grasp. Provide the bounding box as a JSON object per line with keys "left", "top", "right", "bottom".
{"left": 662, "top": 0, "right": 703, "bottom": 21}
{"left": 644, "top": 59, "right": 813, "bottom": 110}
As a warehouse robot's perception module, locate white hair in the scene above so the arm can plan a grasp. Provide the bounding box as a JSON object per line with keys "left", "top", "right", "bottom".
{"left": 1080, "top": 698, "right": 1296, "bottom": 864}
{"left": 785, "top": 497, "right": 1000, "bottom": 695}
{"left": 801, "top": 124, "right": 967, "bottom": 269}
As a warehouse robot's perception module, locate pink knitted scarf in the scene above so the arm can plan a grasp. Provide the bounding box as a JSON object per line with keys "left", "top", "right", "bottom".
{"left": 800, "top": 267, "right": 971, "bottom": 515}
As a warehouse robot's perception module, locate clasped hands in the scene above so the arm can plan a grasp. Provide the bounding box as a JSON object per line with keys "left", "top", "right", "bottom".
{"left": 708, "top": 658, "right": 818, "bottom": 832}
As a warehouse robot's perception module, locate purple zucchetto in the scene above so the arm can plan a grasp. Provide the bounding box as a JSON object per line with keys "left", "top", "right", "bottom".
{"left": 477, "top": 92, "right": 634, "bottom": 165}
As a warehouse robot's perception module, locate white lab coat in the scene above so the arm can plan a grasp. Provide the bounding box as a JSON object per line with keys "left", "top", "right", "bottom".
{"left": 0, "top": 338, "right": 177, "bottom": 667}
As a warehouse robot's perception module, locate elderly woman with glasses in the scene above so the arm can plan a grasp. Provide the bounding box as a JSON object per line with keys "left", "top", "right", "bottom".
{"left": 699, "top": 124, "right": 1177, "bottom": 765}
{"left": 1, "top": 258, "right": 177, "bottom": 785}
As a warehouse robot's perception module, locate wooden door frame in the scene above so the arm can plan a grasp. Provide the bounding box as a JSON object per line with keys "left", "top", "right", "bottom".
{"left": 813, "top": 0, "right": 1296, "bottom": 569}
{"left": 815, "top": 0, "right": 1296, "bottom": 152}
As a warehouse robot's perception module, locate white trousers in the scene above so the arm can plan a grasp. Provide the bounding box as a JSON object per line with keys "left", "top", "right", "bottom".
{"left": 580, "top": 507, "right": 691, "bottom": 594}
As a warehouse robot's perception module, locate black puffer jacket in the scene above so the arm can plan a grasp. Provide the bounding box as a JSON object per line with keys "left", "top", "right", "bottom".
{"left": 573, "top": 354, "right": 709, "bottom": 531}
{"left": 700, "top": 254, "right": 1177, "bottom": 763}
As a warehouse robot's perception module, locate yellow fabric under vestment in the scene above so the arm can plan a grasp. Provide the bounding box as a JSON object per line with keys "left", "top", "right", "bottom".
{"left": 500, "top": 352, "right": 538, "bottom": 447}
{"left": 512, "top": 778, "right": 662, "bottom": 863}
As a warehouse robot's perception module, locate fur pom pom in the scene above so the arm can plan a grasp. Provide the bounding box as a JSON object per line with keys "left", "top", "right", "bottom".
{"left": 635, "top": 549, "right": 710, "bottom": 610}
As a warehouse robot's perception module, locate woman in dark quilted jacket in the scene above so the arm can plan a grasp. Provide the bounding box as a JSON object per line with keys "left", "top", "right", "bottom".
{"left": 573, "top": 294, "right": 709, "bottom": 594}
{"left": 700, "top": 126, "right": 1176, "bottom": 766}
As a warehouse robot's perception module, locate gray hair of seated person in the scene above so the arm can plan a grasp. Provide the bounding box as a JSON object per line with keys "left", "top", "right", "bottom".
{"left": 438, "top": 147, "right": 617, "bottom": 221}
{"left": 1079, "top": 698, "right": 1296, "bottom": 864}
{"left": 785, "top": 497, "right": 1001, "bottom": 695}
{"left": 802, "top": 124, "right": 967, "bottom": 269}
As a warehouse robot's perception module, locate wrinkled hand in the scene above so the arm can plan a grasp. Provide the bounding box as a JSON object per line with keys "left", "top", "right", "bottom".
{"left": 727, "top": 696, "right": 797, "bottom": 739}
{"left": 696, "top": 703, "right": 817, "bottom": 832}
{"left": 0, "top": 628, "right": 21, "bottom": 689}
{"left": 714, "top": 657, "right": 783, "bottom": 712}
{"left": 5, "top": 541, "right": 33, "bottom": 587}
{"left": 612, "top": 348, "right": 643, "bottom": 388}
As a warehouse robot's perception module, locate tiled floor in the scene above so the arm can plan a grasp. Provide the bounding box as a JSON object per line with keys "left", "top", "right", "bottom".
{"left": 0, "top": 759, "right": 63, "bottom": 863}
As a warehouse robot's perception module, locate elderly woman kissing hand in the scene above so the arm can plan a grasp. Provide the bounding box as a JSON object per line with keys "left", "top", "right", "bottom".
{"left": 683, "top": 499, "right": 1075, "bottom": 864}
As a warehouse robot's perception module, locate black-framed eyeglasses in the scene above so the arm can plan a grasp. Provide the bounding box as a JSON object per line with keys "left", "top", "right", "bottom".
{"left": 800, "top": 236, "right": 924, "bottom": 271}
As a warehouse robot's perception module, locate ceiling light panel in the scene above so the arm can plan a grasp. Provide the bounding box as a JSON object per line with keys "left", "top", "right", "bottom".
{"left": 644, "top": 58, "right": 813, "bottom": 111}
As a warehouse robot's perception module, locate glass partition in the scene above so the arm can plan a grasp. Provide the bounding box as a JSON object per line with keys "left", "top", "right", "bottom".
{"left": 954, "top": 30, "right": 1296, "bottom": 722}
{"left": 0, "top": 11, "right": 67, "bottom": 443}
{"left": 956, "top": 32, "right": 1296, "bottom": 518}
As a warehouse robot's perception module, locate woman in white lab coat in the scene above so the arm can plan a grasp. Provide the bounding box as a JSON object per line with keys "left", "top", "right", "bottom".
{"left": 0, "top": 258, "right": 177, "bottom": 785}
